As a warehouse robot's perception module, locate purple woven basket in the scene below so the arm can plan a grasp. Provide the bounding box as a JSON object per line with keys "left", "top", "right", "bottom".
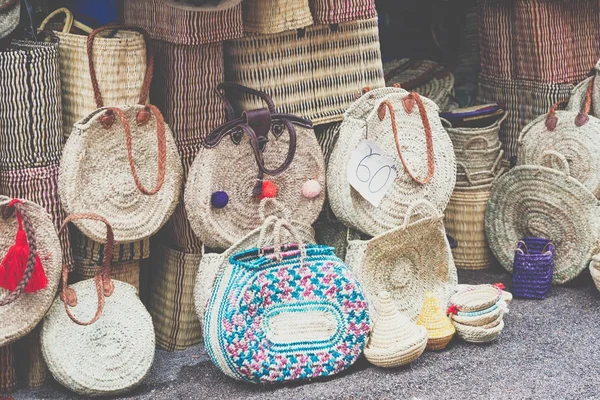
{"left": 512, "top": 237, "right": 554, "bottom": 299}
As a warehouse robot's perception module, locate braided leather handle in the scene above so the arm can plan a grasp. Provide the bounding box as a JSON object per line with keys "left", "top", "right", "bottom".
{"left": 58, "top": 214, "right": 114, "bottom": 326}
{"left": 0, "top": 200, "right": 39, "bottom": 307}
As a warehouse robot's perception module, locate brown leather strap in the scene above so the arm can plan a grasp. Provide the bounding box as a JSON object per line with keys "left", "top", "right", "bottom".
{"left": 0, "top": 0, "right": 19, "bottom": 11}
{"left": 58, "top": 214, "right": 114, "bottom": 326}
{"left": 216, "top": 82, "right": 277, "bottom": 121}
{"left": 87, "top": 25, "right": 154, "bottom": 109}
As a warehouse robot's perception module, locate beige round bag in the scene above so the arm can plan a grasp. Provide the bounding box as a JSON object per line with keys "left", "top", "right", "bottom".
{"left": 328, "top": 87, "right": 456, "bottom": 236}
{"left": 42, "top": 214, "right": 154, "bottom": 397}
{"left": 0, "top": 197, "right": 62, "bottom": 347}
{"left": 345, "top": 199, "right": 458, "bottom": 321}
{"left": 185, "top": 83, "right": 325, "bottom": 249}
{"left": 59, "top": 26, "right": 183, "bottom": 244}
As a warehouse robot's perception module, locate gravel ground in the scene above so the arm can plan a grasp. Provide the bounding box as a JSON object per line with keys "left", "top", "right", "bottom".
{"left": 10, "top": 265, "right": 600, "bottom": 400}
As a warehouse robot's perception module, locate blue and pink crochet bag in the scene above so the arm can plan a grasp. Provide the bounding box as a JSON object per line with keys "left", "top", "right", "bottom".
{"left": 203, "top": 219, "right": 370, "bottom": 383}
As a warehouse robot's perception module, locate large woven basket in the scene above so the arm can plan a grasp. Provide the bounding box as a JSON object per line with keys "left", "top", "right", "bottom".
{"left": 0, "top": 197, "right": 62, "bottom": 347}
{"left": 309, "top": 0, "right": 376, "bottom": 25}
{"left": 243, "top": 0, "right": 313, "bottom": 34}
{"left": 328, "top": 87, "right": 456, "bottom": 236}
{"left": 444, "top": 184, "right": 494, "bottom": 270}
{"left": 0, "top": 0, "right": 19, "bottom": 39}
{"left": 345, "top": 200, "right": 458, "bottom": 321}
{"left": 73, "top": 258, "right": 142, "bottom": 292}
{"left": 442, "top": 110, "right": 506, "bottom": 151}
{"left": 225, "top": 17, "right": 384, "bottom": 125}
{"left": 70, "top": 227, "right": 150, "bottom": 264}
{"left": 485, "top": 165, "right": 600, "bottom": 284}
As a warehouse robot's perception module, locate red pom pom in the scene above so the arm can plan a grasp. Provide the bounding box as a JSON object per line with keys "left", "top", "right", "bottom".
{"left": 492, "top": 282, "right": 506, "bottom": 290}
{"left": 447, "top": 305, "right": 458, "bottom": 315}
{"left": 259, "top": 181, "right": 278, "bottom": 200}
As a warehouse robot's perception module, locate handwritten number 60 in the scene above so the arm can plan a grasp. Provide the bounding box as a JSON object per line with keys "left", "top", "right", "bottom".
{"left": 355, "top": 148, "right": 394, "bottom": 193}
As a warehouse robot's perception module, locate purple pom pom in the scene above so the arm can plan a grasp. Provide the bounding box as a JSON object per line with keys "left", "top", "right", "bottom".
{"left": 211, "top": 191, "right": 229, "bottom": 209}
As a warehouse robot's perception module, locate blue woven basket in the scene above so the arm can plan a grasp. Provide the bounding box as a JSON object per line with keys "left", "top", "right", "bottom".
{"left": 512, "top": 237, "right": 554, "bottom": 299}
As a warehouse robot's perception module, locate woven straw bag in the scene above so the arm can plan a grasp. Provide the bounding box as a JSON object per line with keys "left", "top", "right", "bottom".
{"left": 416, "top": 293, "right": 455, "bottom": 351}
{"left": 485, "top": 165, "right": 600, "bottom": 284}
{"left": 442, "top": 110, "right": 507, "bottom": 151}
{"left": 0, "top": 198, "right": 62, "bottom": 347}
{"left": 42, "top": 214, "right": 154, "bottom": 396}
{"left": 0, "top": 0, "right": 19, "bottom": 39}
{"left": 204, "top": 218, "right": 370, "bottom": 383}
{"left": 225, "top": 17, "right": 384, "bottom": 125}
{"left": 309, "top": 0, "right": 376, "bottom": 24}
{"left": 0, "top": 345, "right": 16, "bottom": 391}
{"left": 243, "top": 0, "right": 313, "bottom": 34}
{"left": 568, "top": 59, "right": 600, "bottom": 116}
{"left": 184, "top": 83, "right": 325, "bottom": 249}
{"left": 328, "top": 87, "right": 456, "bottom": 236}
{"left": 59, "top": 26, "right": 183, "bottom": 244}
{"left": 512, "top": 238, "right": 554, "bottom": 300}
{"left": 363, "top": 291, "right": 427, "bottom": 368}
{"left": 453, "top": 140, "right": 503, "bottom": 187}
{"left": 73, "top": 259, "right": 142, "bottom": 292}
{"left": 345, "top": 200, "right": 458, "bottom": 321}
{"left": 589, "top": 255, "right": 600, "bottom": 294}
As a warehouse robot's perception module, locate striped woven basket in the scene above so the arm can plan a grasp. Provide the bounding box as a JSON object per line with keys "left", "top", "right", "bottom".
{"left": 243, "top": 0, "right": 313, "bottom": 34}
{"left": 15, "top": 326, "right": 50, "bottom": 389}
{"left": 309, "top": 0, "right": 376, "bottom": 25}
{"left": 0, "top": 344, "right": 16, "bottom": 392}
{"left": 70, "top": 228, "right": 150, "bottom": 264}
{"left": 225, "top": 17, "right": 385, "bottom": 125}
{"left": 72, "top": 258, "right": 142, "bottom": 292}
{"left": 148, "top": 245, "right": 202, "bottom": 351}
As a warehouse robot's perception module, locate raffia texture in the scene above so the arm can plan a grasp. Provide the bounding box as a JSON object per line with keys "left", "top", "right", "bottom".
{"left": 315, "top": 122, "right": 341, "bottom": 168}
{"left": 243, "top": 0, "right": 313, "bottom": 34}
{"left": 0, "top": 197, "right": 62, "bottom": 347}
{"left": 148, "top": 245, "right": 202, "bottom": 351}
{"left": 328, "top": 87, "right": 456, "bottom": 236}
{"left": 363, "top": 291, "right": 427, "bottom": 368}
{"left": 0, "top": 0, "right": 19, "bottom": 39}
{"left": 42, "top": 280, "right": 155, "bottom": 396}
{"left": 225, "top": 17, "right": 384, "bottom": 125}
{"left": 0, "top": 40, "right": 63, "bottom": 169}
{"left": 72, "top": 259, "right": 142, "bottom": 292}
{"left": 477, "top": 74, "right": 574, "bottom": 161}
{"left": 309, "top": 0, "right": 376, "bottom": 25}
{"left": 485, "top": 165, "right": 600, "bottom": 284}
{"left": 123, "top": 0, "right": 243, "bottom": 45}
{"left": 568, "top": 67, "right": 600, "bottom": 117}
{"left": 444, "top": 184, "right": 494, "bottom": 270}
{"left": 70, "top": 227, "right": 150, "bottom": 264}
{"left": 15, "top": 325, "right": 50, "bottom": 388}
{"left": 450, "top": 304, "right": 503, "bottom": 327}
{"left": 345, "top": 201, "right": 458, "bottom": 322}
{"left": 59, "top": 105, "right": 183, "bottom": 243}
{"left": 449, "top": 285, "right": 503, "bottom": 313}
{"left": 453, "top": 316, "right": 504, "bottom": 343}
{"left": 384, "top": 59, "right": 455, "bottom": 111}
{"left": 0, "top": 344, "right": 16, "bottom": 392}
{"left": 185, "top": 125, "right": 325, "bottom": 250}
{"left": 416, "top": 293, "right": 455, "bottom": 351}
{"left": 589, "top": 255, "right": 600, "bottom": 294}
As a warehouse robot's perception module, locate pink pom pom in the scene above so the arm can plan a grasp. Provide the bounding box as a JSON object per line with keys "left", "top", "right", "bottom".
{"left": 301, "top": 180, "right": 322, "bottom": 199}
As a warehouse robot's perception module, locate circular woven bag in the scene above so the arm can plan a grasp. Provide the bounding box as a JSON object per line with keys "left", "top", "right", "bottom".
{"left": 59, "top": 26, "right": 183, "bottom": 243}
{"left": 42, "top": 214, "right": 154, "bottom": 396}
{"left": 345, "top": 199, "right": 458, "bottom": 321}
{"left": 0, "top": 0, "right": 20, "bottom": 40}
{"left": 518, "top": 78, "right": 600, "bottom": 197}
{"left": 328, "top": 87, "right": 456, "bottom": 236}
{"left": 485, "top": 165, "right": 600, "bottom": 284}
{"left": 185, "top": 83, "right": 325, "bottom": 249}
{"left": 568, "top": 57, "right": 600, "bottom": 117}
{"left": 0, "top": 197, "right": 62, "bottom": 347}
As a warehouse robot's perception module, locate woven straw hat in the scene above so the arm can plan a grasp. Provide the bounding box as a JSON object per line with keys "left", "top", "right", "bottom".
{"left": 243, "top": 0, "right": 313, "bottom": 34}
{"left": 42, "top": 214, "right": 154, "bottom": 396}
{"left": 590, "top": 255, "right": 600, "bottom": 293}
{"left": 453, "top": 315, "right": 504, "bottom": 343}
{"left": 416, "top": 293, "right": 455, "bottom": 351}
{"left": 328, "top": 87, "right": 456, "bottom": 236}
{"left": 346, "top": 199, "right": 458, "bottom": 321}
{"left": 0, "top": 197, "right": 62, "bottom": 347}
{"left": 0, "top": 0, "right": 19, "bottom": 39}
{"left": 485, "top": 165, "right": 600, "bottom": 284}
{"left": 363, "top": 291, "right": 428, "bottom": 368}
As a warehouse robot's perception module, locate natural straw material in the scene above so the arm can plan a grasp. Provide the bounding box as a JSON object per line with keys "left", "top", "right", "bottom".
{"left": 0, "top": 344, "right": 16, "bottom": 392}
{"left": 449, "top": 284, "right": 502, "bottom": 312}
{"left": 416, "top": 293, "right": 455, "bottom": 351}
{"left": 16, "top": 326, "right": 50, "bottom": 389}
{"left": 589, "top": 255, "right": 600, "bottom": 294}
{"left": 70, "top": 227, "right": 150, "bottom": 264}
{"left": 485, "top": 165, "right": 600, "bottom": 284}
{"left": 450, "top": 305, "right": 503, "bottom": 327}
{"left": 243, "top": 0, "right": 313, "bottom": 34}
{"left": 73, "top": 259, "right": 142, "bottom": 292}
{"left": 309, "top": 0, "right": 376, "bottom": 25}
{"left": 442, "top": 111, "right": 506, "bottom": 151}
{"left": 0, "top": 0, "right": 19, "bottom": 39}
{"left": 363, "top": 291, "right": 428, "bottom": 368}
{"left": 453, "top": 315, "right": 505, "bottom": 343}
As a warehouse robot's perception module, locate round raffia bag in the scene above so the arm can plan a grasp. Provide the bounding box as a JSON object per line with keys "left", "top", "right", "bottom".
{"left": 42, "top": 214, "right": 154, "bottom": 396}
{"left": 486, "top": 165, "right": 600, "bottom": 284}
{"left": 328, "top": 87, "right": 456, "bottom": 236}
{"left": 0, "top": 0, "right": 19, "bottom": 39}
{"left": 243, "top": 0, "right": 313, "bottom": 34}
{"left": 184, "top": 83, "right": 325, "bottom": 249}
{"left": 345, "top": 200, "right": 458, "bottom": 321}
{"left": 0, "top": 198, "right": 62, "bottom": 347}
{"left": 59, "top": 26, "right": 183, "bottom": 244}
{"left": 518, "top": 80, "right": 600, "bottom": 197}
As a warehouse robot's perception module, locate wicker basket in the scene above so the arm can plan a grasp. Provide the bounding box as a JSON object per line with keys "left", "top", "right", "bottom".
{"left": 568, "top": 67, "right": 600, "bottom": 117}
{"left": 0, "top": 344, "right": 16, "bottom": 392}
{"left": 0, "top": 0, "right": 19, "bottom": 39}
{"left": 243, "top": 0, "right": 313, "bottom": 34}
{"left": 442, "top": 110, "right": 506, "bottom": 150}
{"left": 589, "top": 255, "right": 600, "bottom": 294}
{"left": 309, "top": 0, "right": 376, "bottom": 25}
{"left": 15, "top": 326, "right": 50, "bottom": 389}
{"left": 70, "top": 227, "right": 150, "bottom": 264}
{"left": 416, "top": 293, "right": 455, "bottom": 351}
{"left": 449, "top": 285, "right": 503, "bottom": 313}
{"left": 452, "top": 315, "right": 504, "bottom": 343}
{"left": 450, "top": 304, "right": 503, "bottom": 327}
{"left": 512, "top": 238, "right": 554, "bottom": 300}
{"left": 72, "top": 258, "right": 142, "bottom": 292}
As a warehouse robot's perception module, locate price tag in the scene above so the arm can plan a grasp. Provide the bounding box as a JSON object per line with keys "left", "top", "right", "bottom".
{"left": 347, "top": 140, "right": 397, "bottom": 207}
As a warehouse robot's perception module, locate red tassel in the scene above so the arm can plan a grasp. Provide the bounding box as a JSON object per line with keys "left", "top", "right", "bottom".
{"left": 447, "top": 305, "right": 458, "bottom": 315}
{"left": 0, "top": 199, "right": 47, "bottom": 293}
{"left": 492, "top": 282, "right": 506, "bottom": 290}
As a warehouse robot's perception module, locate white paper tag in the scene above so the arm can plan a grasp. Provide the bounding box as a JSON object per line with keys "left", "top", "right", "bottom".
{"left": 347, "top": 140, "right": 397, "bottom": 207}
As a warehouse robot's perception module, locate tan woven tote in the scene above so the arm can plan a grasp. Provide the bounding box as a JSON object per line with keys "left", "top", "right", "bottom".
{"left": 485, "top": 165, "right": 600, "bottom": 284}
{"left": 0, "top": 197, "right": 62, "bottom": 347}
{"left": 518, "top": 80, "right": 600, "bottom": 197}
{"left": 328, "top": 87, "right": 456, "bottom": 236}
{"left": 184, "top": 83, "right": 325, "bottom": 249}
{"left": 243, "top": 0, "right": 313, "bottom": 34}
{"left": 59, "top": 26, "right": 183, "bottom": 244}
{"left": 345, "top": 200, "right": 458, "bottom": 322}
{"left": 42, "top": 214, "right": 154, "bottom": 396}
{"left": 0, "top": 0, "right": 19, "bottom": 39}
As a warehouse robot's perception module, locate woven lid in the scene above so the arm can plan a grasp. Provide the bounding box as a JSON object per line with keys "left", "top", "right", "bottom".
{"left": 0, "top": 197, "right": 62, "bottom": 346}
{"left": 416, "top": 293, "right": 455, "bottom": 339}
{"left": 485, "top": 165, "right": 600, "bottom": 284}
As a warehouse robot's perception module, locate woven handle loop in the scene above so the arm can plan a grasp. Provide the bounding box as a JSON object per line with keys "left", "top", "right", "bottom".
{"left": 400, "top": 199, "right": 441, "bottom": 230}
{"left": 38, "top": 8, "right": 73, "bottom": 32}
{"left": 463, "top": 135, "right": 490, "bottom": 151}
{"left": 377, "top": 92, "right": 436, "bottom": 185}
{"left": 58, "top": 213, "right": 114, "bottom": 326}
{"left": 541, "top": 150, "right": 570, "bottom": 176}
{"left": 0, "top": 201, "right": 39, "bottom": 307}
{"left": 87, "top": 25, "right": 154, "bottom": 109}
{"left": 272, "top": 219, "right": 306, "bottom": 262}
{"left": 257, "top": 198, "right": 292, "bottom": 222}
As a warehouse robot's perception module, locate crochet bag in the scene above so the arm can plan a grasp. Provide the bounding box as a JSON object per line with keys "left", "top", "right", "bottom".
{"left": 59, "top": 26, "right": 183, "bottom": 244}
{"left": 203, "top": 218, "right": 370, "bottom": 384}
{"left": 185, "top": 83, "right": 325, "bottom": 249}
{"left": 512, "top": 237, "right": 554, "bottom": 300}
{"left": 41, "top": 214, "right": 154, "bottom": 396}
{"left": 328, "top": 87, "right": 456, "bottom": 236}
{"left": 0, "top": 197, "right": 62, "bottom": 347}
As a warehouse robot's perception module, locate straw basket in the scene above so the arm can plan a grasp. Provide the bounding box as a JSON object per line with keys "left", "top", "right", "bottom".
{"left": 453, "top": 316, "right": 504, "bottom": 343}
{"left": 589, "top": 255, "right": 600, "bottom": 294}
{"left": 0, "top": 0, "right": 20, "bottom": 39}
{"left": 0, "top": 344, "right": 16, "bottom": 392}
{"left": 416, "top": 293, "right": 455, "bottom": 351}
{"left": 70, "top": 228, "right": 150, "bottom": 264}
{"left": 512, "top": 238, "right": 554, "bottom": 299}
{"left": 568, "top": 63, "right": 600, "bottom": 117}
{"left": 309, "top": 0, "right": 376, "bottom": 25}
{"left": 444, "top": 184, "right": 494, "bottom": 270}
{"left": 442, "top": 111, "right": 506, "bottom": 150}
{"left": 450, "top": 304, "right": 503, "bottom": 327}
{"left": 225, "top": 17, "right": 384, "bottom": 125}
{"left": 315, "top": 122, "right": 341, "bottom": 168}
{"left": 449, "top": 284, "right": 503, "bottom": 312}
{"left": 243, "top": 0, "right": 312, "bottom": 34}
{"left": 72, "top": 259, "right": 142, "bottom": 292}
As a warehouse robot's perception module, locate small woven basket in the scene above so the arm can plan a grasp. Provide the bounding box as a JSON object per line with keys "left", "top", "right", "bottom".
{"left": 450, "top": 304, "right": 503, "bottom": 327}
{"left": 442, "top": 109, "right": 506, "bottom": 151}
{"left": 449, "top": 284, "right": 502, "bottom": 313}
{"left": 416, "top": 293, "right": 455, "bottom": 351}
{"left": 453, "top": 315, "right": 504, "bottom": 343}
{"left": 511, "top": 237, "right": 554, "bottom": 300}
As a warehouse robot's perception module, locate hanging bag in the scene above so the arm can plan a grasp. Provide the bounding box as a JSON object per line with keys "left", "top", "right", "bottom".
{"left": 42, "top": 214, "right": 154, "bottom": 396}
